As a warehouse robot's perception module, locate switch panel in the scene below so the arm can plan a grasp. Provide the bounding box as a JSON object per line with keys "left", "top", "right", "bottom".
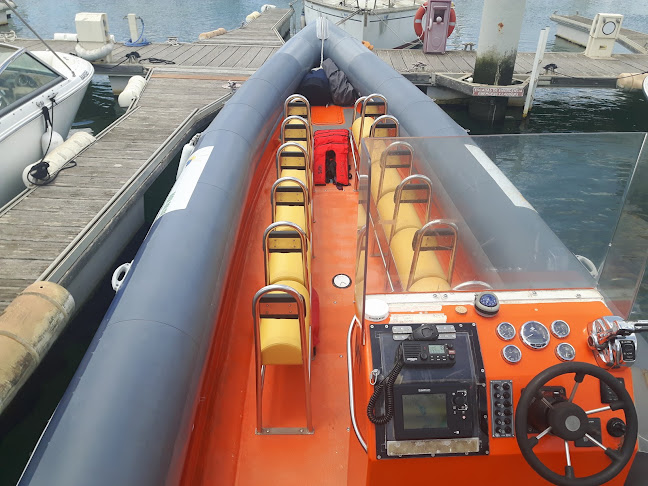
{"left": 491, "top": 380, "right": 514, "bottom": 438}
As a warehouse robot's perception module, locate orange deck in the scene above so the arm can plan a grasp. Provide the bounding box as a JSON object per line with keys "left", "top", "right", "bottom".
{"left": 180, "top": 113, "right": 636, "bottom": 486}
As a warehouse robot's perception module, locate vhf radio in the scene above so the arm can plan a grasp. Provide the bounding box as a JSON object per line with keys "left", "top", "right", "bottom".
{"left": 401, "top": 323, "right": 457, "bottom": 366}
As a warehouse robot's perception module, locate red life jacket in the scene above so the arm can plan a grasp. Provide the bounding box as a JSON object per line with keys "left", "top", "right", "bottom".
{"left": 313, "top": 129, "right": 350, "bottom": 185}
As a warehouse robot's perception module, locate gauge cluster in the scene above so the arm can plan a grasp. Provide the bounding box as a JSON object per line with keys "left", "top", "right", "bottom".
{"left": 495, "top": 319, "right": 576, "bottom": 364}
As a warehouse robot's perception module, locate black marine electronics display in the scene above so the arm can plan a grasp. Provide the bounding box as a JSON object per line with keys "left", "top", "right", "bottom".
{"left": 369, "top": 323, "right": 488, "bottom": 458}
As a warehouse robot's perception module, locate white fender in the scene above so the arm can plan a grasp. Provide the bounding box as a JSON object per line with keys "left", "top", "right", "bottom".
{"left": 74, "top": 41, "right": 114, "bottom": 62}
{"left": 117, "top": 75, "right": 147, "bottom": 108}
{"left": 261, "top": 4, "right": 277, "bottom": 12}
{"left": 245, "top": 11, "right": 261, "bottom": 23}
{"left": 40, "top": 127, "right": 64, "bottom": 155}
{"left": 176, "top": 133, "right": 201, "bottom": 180}
{"left": 24, "top": 132, "right": 96, "bottom": 187}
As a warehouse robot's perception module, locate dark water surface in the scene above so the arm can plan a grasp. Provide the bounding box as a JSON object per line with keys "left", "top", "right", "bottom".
{"left": 1, "top": 0, "right": 648, "bottom": 484}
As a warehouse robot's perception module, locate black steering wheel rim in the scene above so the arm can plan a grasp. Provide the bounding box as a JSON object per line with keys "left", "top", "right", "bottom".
{"left": 515, "top": 362, "right": 637, "bottom": 486}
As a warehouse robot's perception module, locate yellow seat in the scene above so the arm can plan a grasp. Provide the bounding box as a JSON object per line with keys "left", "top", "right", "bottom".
{"left": 371, "top": 163, "right": 402, "bottom": 201}
{"left": 377, "top": 192, "right": 422, "bottom": 238}
{"left": 259, "top": 280, "right": 311, "bottom": 365}
{"left": 351, "top": 116, "right": 374, "bottom": 149}
{"left": 390, "top": 228, "right": 449, "bottom": 290}
{"left": 280, "top": 169, "right": 308, "bottom": 188}
{"left": 278, "top": 146, "right": 307, "bottom": 170}
{"left": 275, "top": 205, "right": 307, "bottom": 233}
{"left": 268, "top": 252, "right": 306, "bottom": 287}
{"left": 409, "top": 277, "right": 451, "bottom": 292}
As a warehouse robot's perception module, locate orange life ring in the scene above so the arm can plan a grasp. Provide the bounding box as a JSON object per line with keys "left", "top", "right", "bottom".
{"left": 414, "top": 3, "right": 456, "bottom": 40}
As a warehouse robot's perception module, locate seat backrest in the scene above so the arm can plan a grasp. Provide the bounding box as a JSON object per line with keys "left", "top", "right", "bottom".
{"left": 375, "top": 141, "right": 414, "bottom": 200}
{"left": 276, "top": 141, "right": 310, "bottom": 173}
{"left": 284, "top": 94, "right": 311, "bottom": 125}
{"left": 352, "top": 94, "right": 388, "bottom": 149}
{"left": 370, "top": 115, "right": 400, "bottom": 138}
{"left": 408, "top": 220, "right": 458, "bottom": 290}
{"left": 271, "top": 176, "right": 311, "bottom": 232}
{"left": 263, "top": 221, "right": 309, "bottom": 286}
{"left": 389, "top": 174, "right": 433, "bottom": 242}
{"left": 254, "top": 284, "right": 308, "bottom": 321}
{"left": 281, "top": 115, "right": 312, "bottom": 156}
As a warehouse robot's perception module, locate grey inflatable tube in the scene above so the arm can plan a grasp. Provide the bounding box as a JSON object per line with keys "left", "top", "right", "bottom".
{"left": 19, "top": 21, "right": 590, "bottom": 486}
{"left": 18, "top": 24, "right": 320, "bottom": 486}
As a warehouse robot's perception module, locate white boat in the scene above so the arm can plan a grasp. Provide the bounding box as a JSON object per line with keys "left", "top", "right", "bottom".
{"left": 303, "top": 0, "right": 425, "bottom": 49}
{"left": 0, "top": 43, "right": 94, "bottom": 207}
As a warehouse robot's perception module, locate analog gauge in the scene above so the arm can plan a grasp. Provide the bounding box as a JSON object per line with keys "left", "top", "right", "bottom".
{"left": 332, "top": 274, "right": 351, "bottom": 288}
{"left": 502, "top": 344, "right": 522, "bottom": 364}
{"left": 555, "top": 342, "right": 576, "bottom": 362}
{"left": 496, "top": 322, "right": 516, "bottom": 341}
{"left": 520, "top": 321, "right": 550, "bottom": 350}
{"left": 551, "top": 320, "right": 571, "bottom": 339}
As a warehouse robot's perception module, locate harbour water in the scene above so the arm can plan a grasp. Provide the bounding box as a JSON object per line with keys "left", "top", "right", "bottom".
{"left": 1, "top": 1, "right": 648, "bottom": 484}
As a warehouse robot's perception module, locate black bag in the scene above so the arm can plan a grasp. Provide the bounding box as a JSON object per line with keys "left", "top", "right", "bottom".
{"left": 322, "top": 58, "right": 357, "bottom": 106}
{"left": 297, "top": 68, "right": 332, "bottom": 106}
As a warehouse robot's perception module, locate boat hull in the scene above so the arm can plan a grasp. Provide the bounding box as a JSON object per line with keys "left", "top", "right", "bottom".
{"left": 0, "top": 52, "right": 93, "bottom": 208}
{"left": 304, "top": 0, "right": 422, "bottom": 49}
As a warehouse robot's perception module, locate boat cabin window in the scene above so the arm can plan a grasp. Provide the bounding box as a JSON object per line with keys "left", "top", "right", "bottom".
{"left": 355, "top": 134, "right": 648, "bottom": 318}
{"left": 0, "top": 50, "right": 61, "bottom": 112}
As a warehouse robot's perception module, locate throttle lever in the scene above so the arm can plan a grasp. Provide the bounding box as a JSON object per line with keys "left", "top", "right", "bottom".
{"left": 616, "top": 321, "right": 648, "bottom": 336}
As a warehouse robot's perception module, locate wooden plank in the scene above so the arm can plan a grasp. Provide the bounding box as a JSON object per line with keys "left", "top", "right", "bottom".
{"left": 0, "top": 259, "right": 53, "bottom": 280}
{"left": 25, "top": 186, "right": 118, "bottom": 200}
{"left": 170, "top": 45, "right": 211, "bottom": 65}
{"left": 207, "top": 46, "right": 241, "bottom": 67}
{"left": 387, "top": 50, "right": 407, "bottom": 73}
{"left": 0, "top": 240, "right": 64, "bottom": 261}
{"left": 220, "top": 47, "right": 248, "bottom": 68}
{"left": 247, "top": 47, "right": 277, "bottom": 69}
{"left": 0, "top": 208, "right": 96, "bottom": 228}
{"left": 447, "top": 51, "right": 474, "bottom": 72}
{"left": 235, "top": 46, "right": 263, "bottom": 68}
{"left": 189, "top": 45, "right": 228, "bottom": 66}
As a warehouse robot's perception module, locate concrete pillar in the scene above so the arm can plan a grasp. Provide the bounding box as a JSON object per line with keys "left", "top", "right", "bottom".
{"left": 470, "top": 0, "right": 527, "bottom": 122}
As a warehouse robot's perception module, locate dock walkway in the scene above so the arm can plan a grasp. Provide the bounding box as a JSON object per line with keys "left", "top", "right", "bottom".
{"left": 2, "top": 8, "right": 648, "bottom": 311}
{"left": 551, "top": 14, "right": 648, "bottom": 55}
{"left": 0, "top": 9, "right": 295, "bottom": 312}
{"left": 0, "top": 74, "right": 233, "bottom": 311}
{"left": 12, "top": 15, "right": 647, "bottom": 89}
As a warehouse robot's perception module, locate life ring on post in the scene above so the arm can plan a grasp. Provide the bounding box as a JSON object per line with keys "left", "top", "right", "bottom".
{"left": 414, "top": 3, "right": 456, "bottom": 40}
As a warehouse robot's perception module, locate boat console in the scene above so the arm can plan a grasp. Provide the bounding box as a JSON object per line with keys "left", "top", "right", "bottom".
{"left": 368, "top": 322, "right": 488, "bottom": 456}
{"left": 347, "top": 133, "right": 648, "bottom": 486}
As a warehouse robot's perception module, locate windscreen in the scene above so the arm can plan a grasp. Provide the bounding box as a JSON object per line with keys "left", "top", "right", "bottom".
{"left": 354, "top": 133, "right": 647, "bottom": 319}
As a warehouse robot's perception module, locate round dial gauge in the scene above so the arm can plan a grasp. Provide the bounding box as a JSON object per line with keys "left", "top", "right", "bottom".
{"left": 555, "top": 342, "right": 576, "bottom": 362}
{"left": 602, "top": 21, "right": 617, "bottom": 35}
{"left": 496, "top": 322, "right": 516, "bottom": 341}
{"left": 502, "top": 344, "right": 522, "bottom": 364}
{"left": 520, "top": 321, "right": 550, "bottom": 350}
{"left": 551, "top": 320, "right": 570, "bottom": 339}
{"left": 332, "top": 274, "right": 351, "bottom": 288}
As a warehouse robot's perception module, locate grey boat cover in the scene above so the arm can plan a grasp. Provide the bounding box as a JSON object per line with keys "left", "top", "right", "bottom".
{"left": 322, "top": 58, "right": 356, "bottom": 105}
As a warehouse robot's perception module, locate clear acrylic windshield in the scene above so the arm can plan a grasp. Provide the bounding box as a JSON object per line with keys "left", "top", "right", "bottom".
{"left": 355, "top": 133, "right": 648, "bottom": 320}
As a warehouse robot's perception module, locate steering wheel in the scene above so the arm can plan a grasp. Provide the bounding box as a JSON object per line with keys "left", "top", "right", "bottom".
{"left": 515, "top": 362, "right": 637, "bottom": 486}
{"left": 17, "top": 74, "right": 38, "bottom": 88}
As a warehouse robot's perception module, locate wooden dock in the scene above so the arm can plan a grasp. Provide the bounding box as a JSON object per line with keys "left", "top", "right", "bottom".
{"left": 12, "top": 9, "right": 647, "bottom": 89}
{"left": 0, "top": 73, "right": 234, "bottom": 311}
{"left": 551, "top": 13, "right": 648, "bottom": 55}
{"left": 2, "top": 7, "right": 648, "bottom": 311}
